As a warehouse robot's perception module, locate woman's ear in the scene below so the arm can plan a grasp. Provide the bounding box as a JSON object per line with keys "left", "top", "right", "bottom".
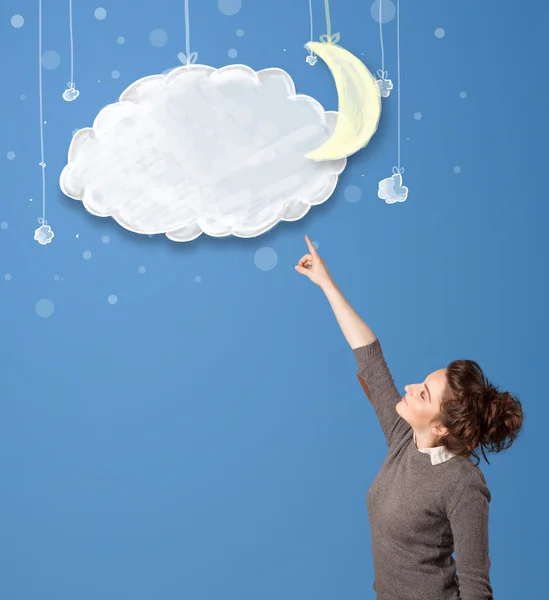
{"left": 431, "top": 422, "right": 449, "bottom": 438}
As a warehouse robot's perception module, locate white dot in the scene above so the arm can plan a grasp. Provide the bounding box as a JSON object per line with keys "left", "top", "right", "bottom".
{"left": 254, "top": 247, "right": 278, "bottom": 271}
{"left": 4, "top": 274, "right": 12, "bottom": 281}
{"left": 117, "top": 36, "right": 125, "bottom": 44}
{"left": 138, "top": 266, "right": 146, "bottom": 274}
{"left": 35, "top": 298, "right": 54, "bottom": 318}
{"left": 236, "top": 29, "right": 244, "bottom": 37}
{"left": 111, "top": 70, "right": 120, "bottom": 79}
{"left": 312, "top": 241, "right": 319, "bottom": 250}
{"left": 435, "top": 28, "right": 445, "bottom": 38}
{"left": 149, "top": 29, "right": 168, "bottom": 47}
{"left": 228, "top": 48, "right": 238, "bottom": 58}
{"left": 454, "top": 166, "right": 461, "bottom": 174}
{"left": 344, "top": 184, "right": 362, "bottom": 203}
{"left": 0, "top": 222, "right": 8, "bottom": 229}
{"left": 101, "top": 235, "right": 110, "bottom": 243}
{"left": 108, "top": 294, "right": 118, "bottom": 305}
{"left": 11, "top": 15, "right": 24, "bottom": 28}
{"left": 218, "top": 0, "right": 242, "bottom": 16}
{"left": 370, "top": 0, "right": 396, "bottom": 24}
{"left": 83, "top": 250, "right": 92, "bottom": 260}
{"left": 195, "top": 275, "right": 201, "bottom": 283}
{"left": 94, "top": 7, "right": 107, "bottom": 20}
{"left": 42, "top": 50, "right": 60, "bottom": 70}
{"left": 7, "top": 151, "right": 15, "bottom": 160}
{"left": 460, "top": 91, "right": 467, "bottom": 99}
{"left": 20, "top": 94, "right": 26, "bottom": 100}
{"left": 414, "top": 112, "right": 422, "bottom": 120}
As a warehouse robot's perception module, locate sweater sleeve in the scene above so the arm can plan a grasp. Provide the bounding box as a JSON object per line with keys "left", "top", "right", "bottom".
{"left": 352, "top": 339, "right": 409, "bottom": 447}
{"left": 448, "top": 469, "right": 494, "bottom": 600}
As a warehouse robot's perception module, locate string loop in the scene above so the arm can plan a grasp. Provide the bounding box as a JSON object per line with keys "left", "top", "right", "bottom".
{"left": 319, "top": 32, "right": 340, "bottom": 44}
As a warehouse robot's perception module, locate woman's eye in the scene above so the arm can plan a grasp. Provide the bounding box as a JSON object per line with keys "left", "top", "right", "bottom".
{"left": 421, "top": 391, "right": 425, "bottom": 399}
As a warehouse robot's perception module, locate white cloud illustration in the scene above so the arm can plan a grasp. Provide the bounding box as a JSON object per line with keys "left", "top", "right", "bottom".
{"left": 60, "top": 64, "right": 347, "bottom": 241}
{"left": 378, "top": 171, "right": 408, "bottom": 204}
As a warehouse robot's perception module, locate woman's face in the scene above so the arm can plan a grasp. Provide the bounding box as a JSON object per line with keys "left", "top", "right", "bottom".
{"left": 396, "top": 368, "right": 449, "bottom": 437}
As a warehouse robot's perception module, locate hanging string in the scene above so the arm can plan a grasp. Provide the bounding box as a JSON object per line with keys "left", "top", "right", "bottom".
{"left": 324, "top": 0, "right": 332, "bottom": 39}
{"left": 178, "top": 0, "right": 198, "bottom": 65}
{"left": 63, "top": 0, "right": 79, "bottom": 101}
{"left": 309, "top": 0, "right": 314, "bottom": 42}
{"left": 39, "top": 0, "right": 45, "bottom": 220}
{"left": 305, "top": 0, "right": 318, "bottom": 65}
{"left": 35, "top": 0, "right": 54, "bottom": 244}
{"left": 379, "top": 0, "right": 385, "bottom": 74}
{"left": 319, "top": 0, "right": 339, "bottom": 44}
{"left": 397, "top": 0, "right": 401, "bottom": 169}
{"left": 69, "top": 0, "right": 74, "bottom": 85}
{"left": 185, "top": 0, "right": 190, "bottom": 60}
{"left": 377, "top": 0, "right": 408, "bottom": 203}
{"left": 376, "top": 1, "right": 393, "bottom": 98}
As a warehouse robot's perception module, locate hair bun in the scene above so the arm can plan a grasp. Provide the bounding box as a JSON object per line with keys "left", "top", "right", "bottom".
{"left": 443, "top": 358, "right": 524, "bottom": 465}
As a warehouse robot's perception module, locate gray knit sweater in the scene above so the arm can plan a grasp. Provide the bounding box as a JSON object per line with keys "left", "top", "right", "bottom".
{"left": 353, "top": 339, "right": 493, "bottom": 600}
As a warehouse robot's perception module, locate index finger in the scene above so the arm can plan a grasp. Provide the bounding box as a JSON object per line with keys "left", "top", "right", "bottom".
{"left": 304, "top": 235, "right": 318, "bottom": 255}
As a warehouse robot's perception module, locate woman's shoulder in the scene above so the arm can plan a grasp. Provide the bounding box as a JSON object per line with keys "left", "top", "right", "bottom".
{"left": 445, "top": 460, "right": 491, "bottom": 516}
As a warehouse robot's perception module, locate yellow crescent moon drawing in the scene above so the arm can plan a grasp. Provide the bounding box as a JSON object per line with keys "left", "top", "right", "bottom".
{"left": 305, "top": 41, "right": 381, "bottom": 161}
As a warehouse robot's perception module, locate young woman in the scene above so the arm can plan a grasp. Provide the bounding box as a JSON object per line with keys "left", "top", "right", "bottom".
{"left": 295, "top": 235, "right": 524, "bottom": 600}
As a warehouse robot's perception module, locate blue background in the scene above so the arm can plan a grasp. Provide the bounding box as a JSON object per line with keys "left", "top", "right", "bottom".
{"left": 1, "top": 1, "right": 546, "bottom": 598}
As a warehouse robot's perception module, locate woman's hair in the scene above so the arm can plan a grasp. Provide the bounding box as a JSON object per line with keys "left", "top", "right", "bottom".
{"left": 436, "top": 359, "right": 524, "bottom": 465}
